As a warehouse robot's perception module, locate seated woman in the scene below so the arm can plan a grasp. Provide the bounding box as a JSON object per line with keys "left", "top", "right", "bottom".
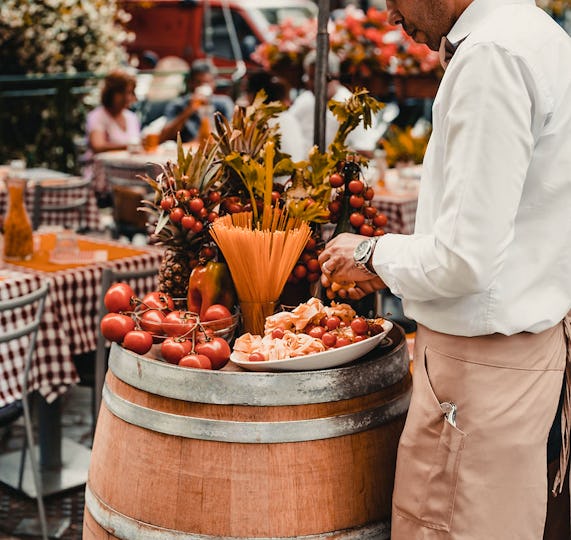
{"left": 86, "top": 70, "right": 141, "bottom": 155}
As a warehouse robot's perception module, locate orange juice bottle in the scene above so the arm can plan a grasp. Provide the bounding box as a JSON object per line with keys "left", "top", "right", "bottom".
{"left": 3, "top": 176, "right": 33, "bottom": 261}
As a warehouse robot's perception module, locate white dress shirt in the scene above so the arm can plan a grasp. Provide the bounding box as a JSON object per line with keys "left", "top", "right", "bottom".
{"left": 374, "top": 0, "right": 571, "bottom": 336}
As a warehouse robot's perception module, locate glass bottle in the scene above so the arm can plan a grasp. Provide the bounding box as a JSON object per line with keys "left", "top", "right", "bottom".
{"left": 3, "top": 163, "right": 33, "bottom": 261}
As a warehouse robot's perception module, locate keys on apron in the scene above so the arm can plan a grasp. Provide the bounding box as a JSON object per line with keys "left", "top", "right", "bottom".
{"left": 440, "top": 401, "right": 457, "bottom": 427}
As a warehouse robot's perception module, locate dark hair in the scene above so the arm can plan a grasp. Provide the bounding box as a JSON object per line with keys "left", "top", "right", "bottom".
{"left": 189, "top": 59, "right": 217, "bottom": 82}
{"left": 101, "top": 70, "right": 136, "bottom": 109}
{"left": 247, "top": 72, "right": 288, "bottom": 103}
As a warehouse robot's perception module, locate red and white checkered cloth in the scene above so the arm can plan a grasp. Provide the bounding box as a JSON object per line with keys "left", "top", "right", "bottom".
{"left": 0, "top": 240, "right": 163, "bottom": 408}
{"left": 374, "top": 197, "right": 418, "bottom": 235}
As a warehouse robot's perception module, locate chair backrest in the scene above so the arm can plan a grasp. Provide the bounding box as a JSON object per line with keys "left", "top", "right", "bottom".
{"left": 93, "top": 266, "right": 159, "bottom": 422}
{"left": 32, "top": 176, "right": 91, "bottom": 231}
{"left": 0, "top": 282, "right": 50, "bottom": 393}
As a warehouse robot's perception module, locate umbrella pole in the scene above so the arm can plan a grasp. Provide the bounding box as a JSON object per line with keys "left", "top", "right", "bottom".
{"left": 314, "top": 0, "right": 330, "bottom": 152}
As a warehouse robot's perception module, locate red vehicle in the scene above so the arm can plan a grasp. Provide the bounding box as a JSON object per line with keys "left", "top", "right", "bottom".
{"left": 120, "top": 0, "right": 317, "bottom": 76}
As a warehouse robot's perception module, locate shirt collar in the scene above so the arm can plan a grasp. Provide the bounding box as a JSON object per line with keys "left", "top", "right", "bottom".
{"left": 447, "top": 0, "right": 534, "bottom": 46}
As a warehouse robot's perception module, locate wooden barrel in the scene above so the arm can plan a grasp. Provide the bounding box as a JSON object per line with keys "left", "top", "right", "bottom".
{"left": 83, "top": 324, "right": 411, "bottom": 539}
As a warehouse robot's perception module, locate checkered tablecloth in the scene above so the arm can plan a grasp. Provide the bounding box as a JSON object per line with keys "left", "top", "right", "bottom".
{"left": 0, "top": 180, "right": 102, "bottom": 232}
{"left": 0, "top": 239, "right": 163, "bottom": 408}
{"left": 374, "top": 195, "right": 418, "bottom": 235}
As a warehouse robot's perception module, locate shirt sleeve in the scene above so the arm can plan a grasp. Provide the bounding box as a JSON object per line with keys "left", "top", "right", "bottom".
{"left": 373, "top": 43, "right": 536, "bottom": 301}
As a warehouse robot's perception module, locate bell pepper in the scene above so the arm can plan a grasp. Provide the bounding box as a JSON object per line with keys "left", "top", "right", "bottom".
{"left": 187, "top": 261, "right": 236, "bottom": 318}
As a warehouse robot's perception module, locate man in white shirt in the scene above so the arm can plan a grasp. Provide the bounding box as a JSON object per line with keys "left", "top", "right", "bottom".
{"left": 289, "top": 50, "right": 379, "bottom": 156}
{"left": 319, "top": 0, "right": 571, "bottom": 538}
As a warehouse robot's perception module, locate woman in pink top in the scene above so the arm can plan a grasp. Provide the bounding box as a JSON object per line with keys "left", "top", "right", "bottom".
{"left": 86, "top": 70, "right": 140, "bottom": 154}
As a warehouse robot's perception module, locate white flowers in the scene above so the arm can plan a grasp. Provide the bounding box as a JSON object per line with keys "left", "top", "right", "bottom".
{"left": 0, "top": 0, "right": 130, "bottom": 74}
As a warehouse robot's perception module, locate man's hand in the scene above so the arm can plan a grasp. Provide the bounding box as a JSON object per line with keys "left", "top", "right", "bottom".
{"left": 318, "top": 233, "right": 387, "bottom": 300}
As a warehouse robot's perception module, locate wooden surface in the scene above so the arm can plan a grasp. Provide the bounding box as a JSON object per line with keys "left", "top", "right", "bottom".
{"left": 85, "top": 361, "right": 411, "bottom": 538}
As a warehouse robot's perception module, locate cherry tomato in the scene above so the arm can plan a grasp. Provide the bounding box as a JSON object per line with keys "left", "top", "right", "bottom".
{"left": 349, "top": 195, "right": 365, "bottom": 208}
{"left": 351, "top": 317, "right": 369, "bottom": 336}
{"left": 325, "top": 316, "right": 341, "bottom": 330}
{"left": 271, "top": 328, "right": 285, "bottom": 339}
{"left": 293, "top": 264, "right": 307, "bottom": 280}
{"left": 162, "top": 311, "right": 197, "bottom": 337}
{"left": 373, "top": 213, "right": 388, "bottom": 227}
{"left": 141, "top": 291, "right": 175, "bottom": 311}
{"left": 328, "top": 200, "right": 341, "bottom": 213}
{"left": 179, "top": 354, "right": 212, "bottom": 369}
{"left": 189, "top": 198, "right": 204, "bottom": 214}
{"left": 374, "top": 228, "right": 385, "bottom": 236}
{"left": 364, "top": 187, "right": 375, "bottom": 200}
{"left": 248, "top": 352, "right": 266, "bottom": 362}
{"left": 353, "top": 334, "right": 367, "bottom": 342}
{"left": 307, "top": 272, "right": 320, "bottom": 283}
{"left": 359, "top": 223, "right": 374, "bottom": 237}
{"left": 208, "top": 191, "right": 221, "bottom": 203}
{"left": 329, "top": 173, "right": 344, "bottom": 188}
{"left": 364, "top": 205, "right": 377, "bottom": 218}
{"left": 349, "top": 212, "right": 365, "bottom": 228}
{"left": 335, "top": 337, "right": 352, "bottom": 348}
{"left": 202, "top": 304, "right": 233, "bottom": 322}
{"left": 181, "top": 215, "right": 196, "bottom": 230}
{"left": 308, "top": 326, "right": 326, "bottom": 339}
{"left": 161, "top": 337, "right": 193, "bottom": 364}
{"left": 169, "top": 207, "right": 185, "bottom": 223}
{"left": 100, "top": 313, "right": 135, "bottom": 343}
{"left": 122, "top": 330, "right": 153, "bottom": 355}
{"left": 306, "top": 258, "right": 320, "bottom": 273}
{"left": 321, "top": 332, "right": 337, "bottom": 348}
{"left": 195, "top": 337, "right": 231, "bottom": 370}
{"left": 305, "top": 237, "right": 317, "bottom": 251}
{"left": 188, "top": 188, "right": 199, "bottom": 197}
{"left": 207, "top": 211, "right": 219, "bottom": 223}
{"left": 176, "top": 189, "right": 191, "bottom": 202}
{"left": 160, "top": 196, "right": 175, "bottom": 211}
{"left": 104, "top": 282, "right": 136, "bottom": 313}
{"left": 348, "top": 179, "right": 364, "bottom": 194}
{"left": 139, "top": 309, "right": 166, "bottom": 334}
{"left": 191, "top": 221, "right": 204, "bottom": 233}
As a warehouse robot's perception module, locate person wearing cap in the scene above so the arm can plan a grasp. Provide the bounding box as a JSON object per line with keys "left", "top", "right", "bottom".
{"left": 289, "top": 50, "right": 379, "bottom": 156}
{"left": 159, "top": 59, "right": 234, "bottom": 144}
{"left": 318, "top": 0, "right": 571, "bottom": 538}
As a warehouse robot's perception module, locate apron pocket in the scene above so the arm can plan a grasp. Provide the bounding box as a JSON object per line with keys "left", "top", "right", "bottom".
{"left": 394, "top": 346, "right": 467, "bottom": 531}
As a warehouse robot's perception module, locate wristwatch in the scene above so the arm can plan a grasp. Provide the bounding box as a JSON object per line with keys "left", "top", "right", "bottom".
{"left": 353, "top": 237, "right": 378, "bottom": 276}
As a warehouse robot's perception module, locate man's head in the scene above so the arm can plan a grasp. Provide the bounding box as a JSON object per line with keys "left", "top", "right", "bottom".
{"left": 386, "top": 0, "right": 471, "bottom": 51}
{"left": 187, "top": 59, "right": 217, "bottom": 92}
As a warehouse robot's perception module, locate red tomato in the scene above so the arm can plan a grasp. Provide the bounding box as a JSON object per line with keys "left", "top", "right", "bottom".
{"left": 191, "top": 221, "right": 204, "bottom": 233}
{"left": 348, "top": 179, "right": 364, "bottom": 194}
{"left": 328, "top": 200, "right": 341, "bottom": 214}
{"left": 161, "top": 338, "right": 193, "bottom": 364}
{"left": 169, "top": 207, "right": 185, "bottom": 223}
{"left": 178, "top": 354, "right": 212, "bottom": 369}
{"left": 321, "top": 332, "right": 337, "bottom": 348}
{"left": 359, "top": 223, "right": 374, "bottom": 237}
{"left": 325, "top": 316, "right": 341, "bottom": 330}
{"left": 248, "top": 352, "right": 266, "bottom": 362}
{"left": 208, "top": 191, "right": 221, "bottom": 203}
{"left": 202, "top": 304, "right": 233, "bottom": 322}
{"left": 271, "top": 328, "right": 285, "bottom": 339}
{"left": 364, "top": 187, "right": 375, "bottom": 201}
{"left": 189, "top": 198, "right": 204, "bottom": 214}
{"left": 349, "top": 195, "right": 365, "bottom": 209}
{"left": 176, "top": 189, "right": 191, "bottom": 202}
{"left": 160, "top": 196, "right": 175, "bottom": 211}
{"left": 335, "top": 337, "right": 352, "bottom": 348}
{"left": 122, "top": 330, "right": 153, "bottom": 355}
{"left": 329, "top": 173, "right": 344, "bottom": 188}
{"left": 139, "top": 309, "right": 166, "bottom": 334}
{"left": 364, "top": 205, "right": 377, "bottom": 218}
{"left": 104, "top": 282, "right": 136, "bottom": 313}
{"left": 306, "top": 258, "right": 320, "bottom": 273}
{"left": 141, "top": 291, "right": 175, "bottom": 311}
{"left": 293, "top": 264, "right": 307, "bottom": 280}
{"left": 207, "top": 211, "right": 219, "bottom": 223}
{"left": 195, "top": 337, "right": 231, "bottom": 370}
{"left": 373, "top": 213, "right": 388, "bottom": 227}
{"left": 100, "top": 313, "right": 135, "bottom": 343}
{"left": 374, "top": 228, "right": 385, "bottom": 237}
{"left": 308, "top": 326, "right": 326, "bottom": 339}
{"left": 181, "top": 215, "right": 196, "bottom": 230}
{"left": 351, "top": 317, "right": 369, "bottom": 336}
{"left": 162, "top": 311, "right": 197, "bottom": 337}
{"left": 349, "top": 212, "right": 365, "bottom": 228}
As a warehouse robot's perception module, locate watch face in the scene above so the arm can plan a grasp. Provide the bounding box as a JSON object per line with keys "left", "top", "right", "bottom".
{"left": 354, "top": 240, "right": 370, "bottom": 262}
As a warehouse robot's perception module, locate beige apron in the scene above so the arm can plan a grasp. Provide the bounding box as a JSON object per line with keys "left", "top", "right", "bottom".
{"left": 391, "top": 317, "right": 570, "bottom": 540}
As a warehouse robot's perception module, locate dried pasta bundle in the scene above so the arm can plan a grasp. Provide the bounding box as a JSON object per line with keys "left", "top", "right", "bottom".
{"left": 210, "top": 207, "right": 311, "bottom": 335}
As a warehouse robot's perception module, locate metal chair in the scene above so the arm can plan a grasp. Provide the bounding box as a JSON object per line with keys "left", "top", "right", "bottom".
{"left": 31, "top": 176, "right": 91, "bottom": 232}
{"left": 0, "top": 282, "right": 50, "bottom": 540}
{"left": 93, "top": 266, "right": 159, "bottom": 427}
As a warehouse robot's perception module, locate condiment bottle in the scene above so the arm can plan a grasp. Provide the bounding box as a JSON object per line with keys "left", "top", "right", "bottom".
{"left": 3, "top": 161, "right": 33, "bottom": 261}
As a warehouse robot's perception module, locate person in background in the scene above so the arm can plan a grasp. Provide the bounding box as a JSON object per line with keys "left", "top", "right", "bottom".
{"left": 245, "top": 73, "right": 306, "bottom": 163}
{"left": 318, "top": 0, "right": 571, "bottom": 538}
{"left": 289, "top": 50, "right": 379, "bottom": 156}
{"left": 86, "top": 70, "right": 140, "bottom": 154}
{"left": 159, "top": 59, "right": 234, "bottom": 144}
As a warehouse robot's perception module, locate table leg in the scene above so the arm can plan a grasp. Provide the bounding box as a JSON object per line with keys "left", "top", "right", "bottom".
{"left": 38, "top": 394, "right": 62, "bottom": 469}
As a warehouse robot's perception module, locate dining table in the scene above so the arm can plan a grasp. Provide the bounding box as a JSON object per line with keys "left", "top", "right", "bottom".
{"left": 372, "top": 167, "right": 420, "bottom": 235}
{"left": 0, "top": 232, "right": 163, "bottom": 497}
{"left": 0, "top": 167, "right": 102, "bottom": 231}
